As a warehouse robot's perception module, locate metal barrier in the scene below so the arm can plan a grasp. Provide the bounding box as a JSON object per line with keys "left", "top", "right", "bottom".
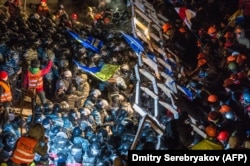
{"left": 129, "top": 0, "right": 206, "bottom": 149}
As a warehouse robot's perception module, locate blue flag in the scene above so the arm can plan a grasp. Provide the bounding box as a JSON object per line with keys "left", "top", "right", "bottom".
{"left": 178, "top": 86, "right": 194, "bottom": 101}
{"left": 121, "top": 31, "right": 144, "bottom": 55}
{"left": 87, "top": 36, "right": 104, "bottom": 51}
{"left": 68, "top": 30, "right": 100, "bottom": 53}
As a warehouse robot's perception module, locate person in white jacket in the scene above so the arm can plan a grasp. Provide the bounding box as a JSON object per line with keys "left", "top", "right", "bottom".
{"left": 234, "top": 25, "right": 250, "bottom": 49}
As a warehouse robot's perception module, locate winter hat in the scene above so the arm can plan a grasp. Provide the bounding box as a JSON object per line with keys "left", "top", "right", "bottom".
{"left": 0, "top": 71, "right": 8, "bottom": 80}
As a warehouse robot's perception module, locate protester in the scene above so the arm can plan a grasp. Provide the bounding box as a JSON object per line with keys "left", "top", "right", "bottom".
{"left": 0, "top": 70, "right": 12, "bottom": 128}
{"left": 8, "top": 123, "right": 48, "bottom": 166}
{"left": 234, "top": 25, "right": 250, "bottom": 49}
{"left": 72, "top": 72, "right": 90, "bottom": 108}
{"left": 54, "top": 69, "right": 75, "bottom": 104}
{"left": 4, "top": 0, "right": 22, "bottom": 19}
{"left": 37, "top": 0, "right": 50, "bottom": 17}
{"left": 191, "top": 124, "right": 224, "bottom": 150}
{"left": 23, "top": 58, "right": 53, "bottom": 104}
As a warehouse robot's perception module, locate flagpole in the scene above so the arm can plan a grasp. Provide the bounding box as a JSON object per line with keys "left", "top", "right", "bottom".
{"left": 222, "top": 19, "right": 234, "bottom": 34}
{"left": 23, "top": 0, "right": 26, "bottom": 11}
{"left": 222, "top": 9, "right": 243, "bottom": 34}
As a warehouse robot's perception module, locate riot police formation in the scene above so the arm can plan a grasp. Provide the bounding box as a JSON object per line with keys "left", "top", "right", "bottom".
{"left": 1, "top": 0, "right": 250, "bottom": 165}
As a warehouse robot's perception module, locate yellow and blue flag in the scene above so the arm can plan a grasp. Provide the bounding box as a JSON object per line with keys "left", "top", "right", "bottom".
{"left": 73, "top": 60, "right": 120, "bottom": 82}
{"left": 228, "top": 9, "right": 244, "bottom": 27}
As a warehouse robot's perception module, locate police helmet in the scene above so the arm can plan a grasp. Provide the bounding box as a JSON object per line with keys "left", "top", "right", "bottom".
{"left": 72, "top": 126, "right": 82, "bottom": 137}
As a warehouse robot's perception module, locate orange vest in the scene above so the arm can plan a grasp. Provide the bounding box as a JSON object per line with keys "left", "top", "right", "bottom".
{"left": 11, "top": 137, "right": 38, "bottom": 164}
{"left": 28, "top": 70, "right": 43, "bottom": 89}
{"left": 0, "top": 80, "right": 12, "bottom": 102}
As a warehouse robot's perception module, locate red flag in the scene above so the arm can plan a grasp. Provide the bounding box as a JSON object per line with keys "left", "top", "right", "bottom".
{"left": 175, "top": 7, "right": 196, "bottom": 29}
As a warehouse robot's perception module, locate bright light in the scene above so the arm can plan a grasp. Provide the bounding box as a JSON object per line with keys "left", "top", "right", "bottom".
{"left": 144, "top": 28, "right": 148, "bottom": 35}
{"left": 134, "top": 17, "right": 137, "bottom": 24}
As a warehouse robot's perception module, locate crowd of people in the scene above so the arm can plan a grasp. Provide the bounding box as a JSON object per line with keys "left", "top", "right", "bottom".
{"left": 0, "top": 0, "right": 250, "bottom": 165}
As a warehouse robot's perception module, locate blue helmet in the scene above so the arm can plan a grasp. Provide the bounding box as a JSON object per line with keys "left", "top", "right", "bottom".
{"left": 72, "top": 126, "right": 82, "bottom": 137}
{"left": 56, "top": 152, "right": 68, "bottom": 164}
{"left": 49, "top": 126, "right": 62, "bottom": 137}
{"left": 118, "top": 142, "right": 131, "bottom": 156}
{"left": 90, "top": 142, "right": 101, "bottom": 157}
{"left": 243, "top": 91, "right": 250, "bottom": 103}
{"left": 42, "top": 117, "right": 52, "bottom": 129}
{"left": 5, "top": 132, "right": 18, "bottom": 149}
{"left": 89, "top": 134, "right": 102, "bottom": 144}
{"left": 84, "top": 126, "right": 94, "bottom": 139}
{"left": 35, "top": 104, "right": 43, "bottom": 113}
{"left": 112, "top": 124, "right": 125, "bottom": 135}
{"left": 224, "top": 111, "right": 235, "bottom": 121}
{"left": 52, "top": 103, "right": 62, "bottom": 113}
{"left": 69, "top": 108, "right": 79, "bottom": 121}
{"left": 43, "top": 102, "right": 53, "bottom": 115}
{"left": 2, "top": 123, "right": 15, "bottom": 133}
{"left": 71, "top": 144, "right": 83, "bottom": 163}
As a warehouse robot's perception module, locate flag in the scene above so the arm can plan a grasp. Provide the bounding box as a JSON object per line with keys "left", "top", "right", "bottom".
{"left": 87, "top": 36, "right": 104, "bottom": 51}
{"left": 67, "top": 30, "right": 100, "bottom": 53}
{"left": 146, "top": 52, "right": 157, "bottom": 62}
{"left": 120, "top": 31, "right": 144, "bottom": 55}
{"left": 176, "top": 85, "right": 194, "bottom": 101}
{"left": 228, "top": 9, "right": 244, "bottom": 27}
{"left": 73, "top": 60, "right": 120, "bottom": 82}
{"left": 175, "top": 7, "right": 196, "bottom": 29}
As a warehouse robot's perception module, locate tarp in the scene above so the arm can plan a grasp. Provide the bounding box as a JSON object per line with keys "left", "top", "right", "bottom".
{"left": 191, "top": 139, "right": 224, "bottom": 150}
